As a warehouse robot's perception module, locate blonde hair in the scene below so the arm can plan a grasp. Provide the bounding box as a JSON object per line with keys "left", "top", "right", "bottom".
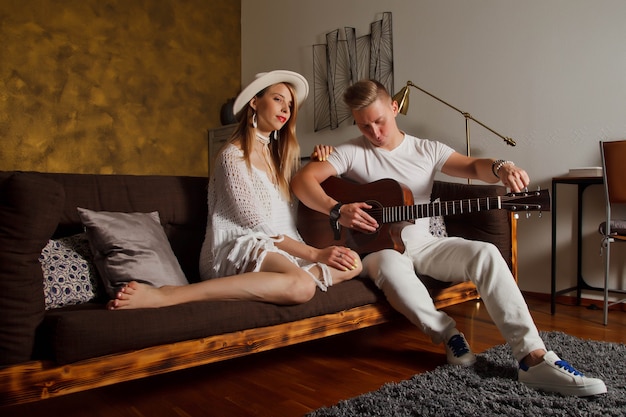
{"left": 230, "top": 82, "right": 301, "bottom": 201}
{"left": 343, "top": 79, "right": 391, "bottom": 111}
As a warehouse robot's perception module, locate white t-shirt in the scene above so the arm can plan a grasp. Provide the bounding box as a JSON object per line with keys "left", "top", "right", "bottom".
{"left": 326, "top": 133, "right": 454, "bottom": 236}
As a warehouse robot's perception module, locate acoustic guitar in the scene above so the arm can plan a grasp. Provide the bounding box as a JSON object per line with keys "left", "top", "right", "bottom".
{"left": 297, "top": 176, "right": 550, "bottom": 255}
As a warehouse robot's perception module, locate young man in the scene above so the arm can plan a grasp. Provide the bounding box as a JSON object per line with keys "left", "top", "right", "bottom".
{"left": 291, "top": 79, "right": 606, "bottom": 397}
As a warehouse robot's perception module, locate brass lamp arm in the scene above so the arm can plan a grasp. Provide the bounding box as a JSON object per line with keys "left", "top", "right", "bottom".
{"left": 397, "top": 81, "right": 516, "bottom": 148}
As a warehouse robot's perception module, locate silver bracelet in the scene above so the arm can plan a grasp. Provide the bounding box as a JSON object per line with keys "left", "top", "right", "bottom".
{"left": 492, "top": 159, "right": 514, "bottom": 178}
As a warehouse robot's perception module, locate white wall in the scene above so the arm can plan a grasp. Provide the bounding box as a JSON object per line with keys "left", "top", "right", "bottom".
{"left": 241, "top": 0, "right": 626, "bottom": 295}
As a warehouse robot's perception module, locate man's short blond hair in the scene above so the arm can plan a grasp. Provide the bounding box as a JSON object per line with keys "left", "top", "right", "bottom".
{"left": 343, "top": 79, "right": 392, "bottom": 111}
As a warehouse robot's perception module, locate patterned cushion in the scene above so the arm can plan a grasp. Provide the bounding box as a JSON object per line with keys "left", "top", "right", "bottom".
{"left": 429, "top": 215, "right": 448, "bottom": 238}
{"left": 429, "top": 199, "right": 448, "bottom": 238}
{"left": 40, "top": 234, "right": 101, "bottom": 309}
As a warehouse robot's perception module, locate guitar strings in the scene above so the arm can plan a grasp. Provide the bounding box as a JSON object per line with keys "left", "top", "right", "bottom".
{"left": 364, "top": 196, "right": 504, "bottom": 221}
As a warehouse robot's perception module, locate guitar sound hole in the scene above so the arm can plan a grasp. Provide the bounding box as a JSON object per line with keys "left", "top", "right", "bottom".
{"left": 363, "top": 200, "right": 383, "bottom": 233}
{"left": 344, "top": 200, "right": 383, "bottom": 250}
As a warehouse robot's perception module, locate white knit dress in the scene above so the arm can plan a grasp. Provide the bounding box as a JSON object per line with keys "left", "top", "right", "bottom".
{"left": 199, "top": 144, "right": 332, "bottom": 290}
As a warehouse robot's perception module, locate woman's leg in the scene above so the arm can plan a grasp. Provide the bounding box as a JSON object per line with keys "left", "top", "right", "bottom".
{"left": 109, "top": 252, "right": 320, "bottom": 310}
{"left": 325, "top": 248, "right": 363, "bottom": 286}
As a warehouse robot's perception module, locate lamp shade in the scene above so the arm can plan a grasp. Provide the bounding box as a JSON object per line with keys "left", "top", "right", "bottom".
{"left": 392, "top": 86, "right": 410, "bottom": 115}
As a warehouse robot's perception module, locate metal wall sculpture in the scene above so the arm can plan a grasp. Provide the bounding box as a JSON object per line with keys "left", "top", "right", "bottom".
{"left": 313, "top": 12, "right": 394, "bottom": 131}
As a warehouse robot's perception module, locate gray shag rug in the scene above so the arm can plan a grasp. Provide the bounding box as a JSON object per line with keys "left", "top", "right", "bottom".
{"left": 306, "top": 331, "right": 626, "bottom": 416}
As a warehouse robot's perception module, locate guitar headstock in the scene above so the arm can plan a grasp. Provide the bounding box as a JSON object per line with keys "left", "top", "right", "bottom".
{"left": 502, "top": 189, "right": 551, "bottom": 215}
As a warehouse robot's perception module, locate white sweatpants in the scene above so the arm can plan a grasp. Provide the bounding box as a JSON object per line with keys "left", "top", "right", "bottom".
{"left": 361, "top": 226, "right": 546, "bottom": 362}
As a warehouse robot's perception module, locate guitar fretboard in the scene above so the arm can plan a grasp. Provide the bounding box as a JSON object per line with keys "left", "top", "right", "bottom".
{"left": 375, "top": 196, "right": 503, "bottom": 224}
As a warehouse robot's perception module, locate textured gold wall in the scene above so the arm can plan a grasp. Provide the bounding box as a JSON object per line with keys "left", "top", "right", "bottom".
{"left": 0, "top": 0, "right": 240, "bottom": 176}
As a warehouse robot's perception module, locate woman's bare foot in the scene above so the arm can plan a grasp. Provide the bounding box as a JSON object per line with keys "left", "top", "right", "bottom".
{"left": 107, "top": 281, "right": 176, "bottom": 310}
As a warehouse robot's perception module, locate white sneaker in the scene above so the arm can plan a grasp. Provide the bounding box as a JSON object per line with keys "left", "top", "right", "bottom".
{"left": 518, "top": 351, "right": 607, "bottom": 396}
{"left": 445, "top": 330, "right": 476, "bottom": 366}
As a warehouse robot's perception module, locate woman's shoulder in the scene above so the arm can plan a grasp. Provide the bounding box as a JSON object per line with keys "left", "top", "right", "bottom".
{"left": 217, "top": 142, "right": 244, "bottom": 161}
{"left": 221, "top": 142, "right": 241, "bottom": 154}
{"left": 213, "top": 143, "right": 246, "bottom": 174}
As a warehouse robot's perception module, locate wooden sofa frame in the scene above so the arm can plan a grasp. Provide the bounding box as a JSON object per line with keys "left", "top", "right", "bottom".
{"left": 0, "top": 215, "right": 516, "bottom": 407}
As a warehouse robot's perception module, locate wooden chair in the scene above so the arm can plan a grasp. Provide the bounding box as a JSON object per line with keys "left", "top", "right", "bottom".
{"left": 598, "top": 140, "right": 626, "bottom": 325}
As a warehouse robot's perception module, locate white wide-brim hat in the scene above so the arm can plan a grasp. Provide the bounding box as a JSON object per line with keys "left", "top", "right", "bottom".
{"left": 233, "top": 70, "right": 309, "bottom": 115}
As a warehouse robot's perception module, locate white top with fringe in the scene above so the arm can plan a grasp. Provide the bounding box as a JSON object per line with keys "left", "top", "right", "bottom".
{"left": 199, "top": 144, "right": 332, "bottom": 290}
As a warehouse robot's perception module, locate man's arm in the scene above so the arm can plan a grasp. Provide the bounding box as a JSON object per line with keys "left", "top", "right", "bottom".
{"left": 291, "top": 161, "right": 340, "bottom": 216}
{"left": 291, "top": 161, "right": 378, "bottom": 233}
{"left": 441, "top": 152, "right": 530, "bottom": 192}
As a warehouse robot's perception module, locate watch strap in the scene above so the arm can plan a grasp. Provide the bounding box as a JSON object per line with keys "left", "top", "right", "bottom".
{"left": 329, "top": 203, "right": 343, "bottom": 240}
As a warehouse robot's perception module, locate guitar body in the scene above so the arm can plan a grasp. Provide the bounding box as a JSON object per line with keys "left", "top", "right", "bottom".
{"left": 297, "top": 176, "right": 414, "bottom": 255}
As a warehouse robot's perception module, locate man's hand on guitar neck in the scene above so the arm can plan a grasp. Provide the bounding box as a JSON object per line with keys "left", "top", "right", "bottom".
{"left": 495, "top": 161, "right": 530, "bottom": 192}
{"left": 338, "top": 201, "right": 379, "bottom": 233}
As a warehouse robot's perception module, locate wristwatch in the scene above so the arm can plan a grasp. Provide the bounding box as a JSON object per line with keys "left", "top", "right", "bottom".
{"left": 329, "top": 203, "right": 343, "bottom": 240}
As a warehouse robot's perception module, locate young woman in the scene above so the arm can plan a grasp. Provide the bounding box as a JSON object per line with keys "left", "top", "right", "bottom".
{"left": 108, "top": 70, "right": 361, "bottom": 310}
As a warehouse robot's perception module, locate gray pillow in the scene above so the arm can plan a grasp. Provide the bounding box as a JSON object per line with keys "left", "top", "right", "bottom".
{"left": 77, "top": 208, "right": 188, "bottom": 298}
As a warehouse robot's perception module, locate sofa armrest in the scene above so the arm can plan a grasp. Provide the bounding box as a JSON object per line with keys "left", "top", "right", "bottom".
{"left": 0, "top": 172, "right": 65, "bottom": 365}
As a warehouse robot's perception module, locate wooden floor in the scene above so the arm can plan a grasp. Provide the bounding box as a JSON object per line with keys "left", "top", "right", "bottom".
{"left": 2, "top": 294, "right": 625, "bottom": 417}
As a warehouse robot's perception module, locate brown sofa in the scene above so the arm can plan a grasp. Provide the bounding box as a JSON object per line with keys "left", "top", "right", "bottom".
{"left": 0, "top": 171, "right": 515, "bottom": 406}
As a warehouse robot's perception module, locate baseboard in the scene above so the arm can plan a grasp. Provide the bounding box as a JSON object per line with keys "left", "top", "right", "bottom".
{"left": 523, "top": 291, "right": 626, "bottom": 312}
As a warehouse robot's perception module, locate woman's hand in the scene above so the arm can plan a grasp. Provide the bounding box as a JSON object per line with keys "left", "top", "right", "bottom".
{"left": 316, "top": 246, "right": 360, "bottom": 271}
{"left": 311, "top": 144, "right": 334, "bottom": 161}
